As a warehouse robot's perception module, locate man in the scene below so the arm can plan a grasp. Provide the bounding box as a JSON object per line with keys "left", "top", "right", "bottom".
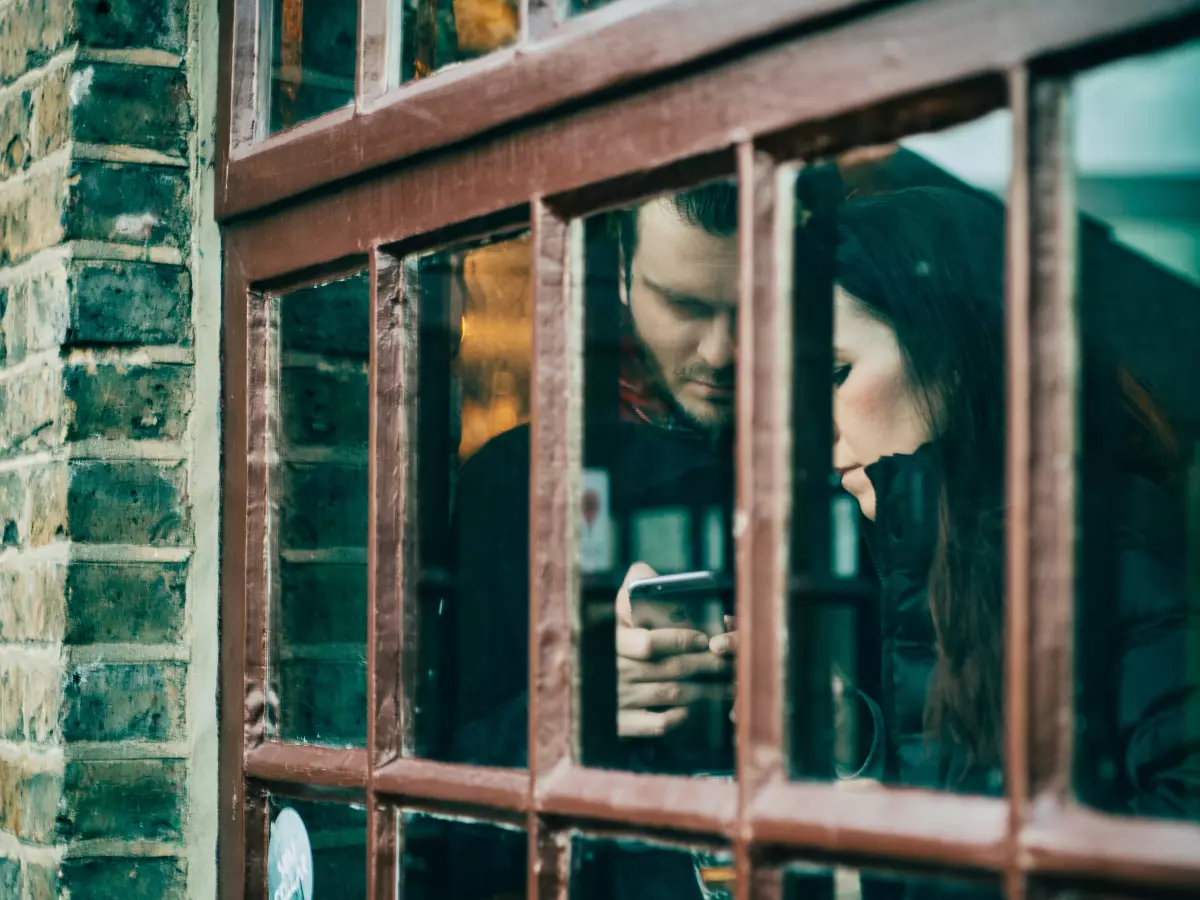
{"left": 444, "top": 182, "right": 741, "bottom": 770}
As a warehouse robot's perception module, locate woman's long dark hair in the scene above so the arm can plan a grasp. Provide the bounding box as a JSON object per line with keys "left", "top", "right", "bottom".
{"left": 833, "top": 187, "right": 1183, "bottom": 769}
{"left": 835, "top": 187, "right": 1008, "bottom": 768}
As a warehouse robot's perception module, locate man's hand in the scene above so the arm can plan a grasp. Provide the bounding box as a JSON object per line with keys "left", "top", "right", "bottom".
{"left": 616, "top": 562, "right": 731, "bottom": 738}
{"left": 711, "top": 615, "right": 737, "bottom": 722}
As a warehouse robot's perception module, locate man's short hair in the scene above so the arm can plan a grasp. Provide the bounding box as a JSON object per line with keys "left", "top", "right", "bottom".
{"left": 613, "top": 181, "right": 739, "bottom": 290}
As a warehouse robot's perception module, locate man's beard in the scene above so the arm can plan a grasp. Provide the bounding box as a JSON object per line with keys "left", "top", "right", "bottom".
{"left": 634, "top": 334, "right": 735, "bottom": 436}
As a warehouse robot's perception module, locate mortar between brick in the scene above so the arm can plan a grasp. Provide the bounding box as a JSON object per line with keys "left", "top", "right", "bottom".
{"left": 67, "top": 644, "right": 188, "bottom": 664}
{"left": 0, "top": 47, "right": 76, "bottom": 104}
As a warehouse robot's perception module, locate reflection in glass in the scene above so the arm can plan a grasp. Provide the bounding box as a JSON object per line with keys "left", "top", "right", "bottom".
{"left": 576, "top": 183, "right": 738, "bottom": 774}
{"left": 566, "top": 0, "right": 624, "bottom": 16}
{"left": 571, "top": 836, "right": 733, "bottom": 900}
{"left": 400, "top": 0, "right": 519, "bottom": 83}
{"left": 781, "top": 860, "right": 998, "bottom": 900}
{"left": 412, "top": 230, "right": 533, "bottom": 765}
{"left": 788, "top": 112, "right": 1011, "bottom": 794}
{"left": 271, "top": 272, "right": 370, "bottom": 747}
{"left": 264, "top": 0, "right": 358, "bottom": 135}
{"left": 400, "top": 812, "right": 526, "bottom": 900}
{"left": 266, "top": 794, "right": 368, "bottom": 900}
{"left": 1072, "top": 40, "right": 1200, "bottom": 821}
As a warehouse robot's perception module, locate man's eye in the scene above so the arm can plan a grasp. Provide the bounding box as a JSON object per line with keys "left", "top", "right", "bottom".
{"left": 671, "top": 298, "right": 711, "bottom": 317}
{"left": 833, "top": 365, "right": 851, "bottom": 387}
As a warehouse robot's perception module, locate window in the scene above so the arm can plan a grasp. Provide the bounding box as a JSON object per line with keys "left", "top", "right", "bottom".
{"left": 218, "top": 2, "right": 1200, "bottom": 898}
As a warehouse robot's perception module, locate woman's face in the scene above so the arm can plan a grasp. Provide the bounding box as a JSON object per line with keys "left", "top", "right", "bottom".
{"left": 832, "top": 287, "right": 931, "bottom": 520}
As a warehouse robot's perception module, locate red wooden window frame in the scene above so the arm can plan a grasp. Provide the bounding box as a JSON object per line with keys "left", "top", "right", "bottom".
{"left": 217, "top": 1, "right": 1200, "bottom": 898}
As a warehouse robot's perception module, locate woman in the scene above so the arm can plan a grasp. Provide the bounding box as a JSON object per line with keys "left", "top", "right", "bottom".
{"left": 817, "top": 185, "right": 1198, "bottom": 811}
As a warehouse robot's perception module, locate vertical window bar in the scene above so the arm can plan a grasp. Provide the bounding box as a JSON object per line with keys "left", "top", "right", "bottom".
{"left": 530, "top": 196, "right": 580, "bottom": 896}
{"left": 524, "top": 0, "right": 558, "bottom": 42}
{"left": 1009, "top": 70, "right": 1078, "bottom": 820}
{"left": 360, "top": 0, "right": 401, "bottom": 105}
{"left": 246, "top": 289, "right": 275, "bottom": 746}
{"left": 1004, "top": 64, "right": 1034, "bottom": 900}
{"left": 370, "top": 249, "right": 406, "bottom": 898}
{"left": 735, "top": 142, "right": 790, "bottom": 893}
{"left": 228, "top": 0, "right": 264, "bottom": 148}
{"left": 220, "top": 256, "right": 253, "bottom": 900}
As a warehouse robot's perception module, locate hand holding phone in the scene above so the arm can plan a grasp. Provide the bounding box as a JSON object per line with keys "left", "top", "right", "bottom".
{"left": 615, "top": 563, "right": 733, "bottom": 739}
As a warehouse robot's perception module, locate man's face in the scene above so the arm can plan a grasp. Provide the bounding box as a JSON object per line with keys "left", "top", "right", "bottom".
{"left": 628, "top": 199, "right": 739, "bottom": 430}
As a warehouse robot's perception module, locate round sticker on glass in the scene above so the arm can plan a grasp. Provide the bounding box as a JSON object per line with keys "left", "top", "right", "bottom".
{"left": 268, "top": 807, "right": 313, "bottom": 900}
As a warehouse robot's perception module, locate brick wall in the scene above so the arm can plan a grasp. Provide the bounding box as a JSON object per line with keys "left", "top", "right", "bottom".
{"left": 0, "top": 1, "right": 216, "bottom": 898}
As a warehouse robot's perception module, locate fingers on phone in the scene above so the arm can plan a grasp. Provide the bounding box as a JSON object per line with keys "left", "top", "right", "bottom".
{"left": 618, "top": 626, "right": 711, "bottom": 661}
{"left": 619, "top": 707, "right": 690, "bottom": 738}
{"left": 616, "top": 561, "right": 659, "bottom": 626}
{"left": 709, "top": 631, "right": 738, "bottom": 655}
{"left": 620, "top": 679, "right": 734, "bottom": 710}
{"left": 620, "top": 652, "right": 731, "bottom": 682}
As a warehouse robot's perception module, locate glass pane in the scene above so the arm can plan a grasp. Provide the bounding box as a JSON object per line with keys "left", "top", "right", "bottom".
{"left": 1072, "top": 39, "right": 1200, "bottom": 821}
{"left": 264, "top": 0, "right": 358, "bottom": 136}
{"left": 787, "top": 111, "right": 1011, "bottom": 792}
{"left": 400, "top": 811, "right": 526, "bottom": 900}
{"left": 399, "top": 0, "right": 519, "bottom": 84}
{"left": 266, "top": 793, "right": 367, "bottom": 900}
{"left": 411, "top": 230, "right": 533, "bottom": 765}
{"left": 270, "top": 272, "right": 370, "bottom": 748}
{"left": 571, "top": 835, "right": 733, "bottom": 900}
{"left": 564, "top": 0, "right": 624, "bottom": 17}
{"left": 781, "top": 860, "right": 999, "bottom": 900}
{"left": 576, "top": 182, "right": 738, "bottom": 774}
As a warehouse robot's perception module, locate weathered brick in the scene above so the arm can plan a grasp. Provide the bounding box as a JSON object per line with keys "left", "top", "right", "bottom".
{"left": 0, "top": 162, "right": 68, "bottom": 265}
{"left": 0, "top": 81, "right": 34, "bottom": 179}
{"left": 22, "top": 858, "right": 58, "bottom": 900}
{"left": 60, "top": 856, "right": 186, "bottom": 900}
{"left": 66, "top": 562, "right": 186, "bottom": 643}
{"left": 0, "top": 560, "right": 66, "bottom": 642}
{"left": 0, "top": 259, "right": 71, "bottom": 363}
{"left": 0, "top": 858, "right": 18, "bottom": 897}
{"left": 0, "top": 757, "right": 62, "bottom": 843}
{"left": 65, "top": 362, "right": 191, "bottom": 441}
{"left": 0, "top": 659, "right": 63, "bottom": 743}
{"left": 76, "top": 0, "right": 190, "bottom": 55}
{"left": 280, "top": 462, "right": 368, "bottom": 550}
{"left": 0, "top": 60, "right": 69, "bottom": 177}
{"left": 72, "top": 62, "right": 190, "bottom": 154}
{"left": 68, "top": 259, "right": 190, "bottom": 345}
{"left": 280, "top": 562, "right": 367, "bottom": 644}
{"left": 60, "top": 758, "right": 184, "bottom": 840}
{"left": 0, "top": 357, "right": 65, "bottom": 458}
{"left": 66, "top": 160, "right": 189, "bottom": 250}
{"left": 0, "top": 0, "right": 72, "bottom": 87}
{"left": 67, "top": 460, "right": 188, "bottom": 545}
{"left": 62, "top": 661, "right": 185, "bottom": 741}
{"left": 281, "top": 274, "right": 371, "bottom": 357}
{"left": 0, "top": 464, "right": 68, "bottom": 550}
{"left": 280, "top": 364, "right": 369, "bottom": 447}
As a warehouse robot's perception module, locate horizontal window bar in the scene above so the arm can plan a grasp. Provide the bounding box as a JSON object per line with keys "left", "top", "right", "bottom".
{"left": 245, "top": 742, "right": 370, "bottom": 788}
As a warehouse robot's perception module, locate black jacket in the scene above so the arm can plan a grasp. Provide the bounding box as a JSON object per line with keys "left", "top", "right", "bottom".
{"left": 863, "top": 443, "right": 1200, "bottom": 810}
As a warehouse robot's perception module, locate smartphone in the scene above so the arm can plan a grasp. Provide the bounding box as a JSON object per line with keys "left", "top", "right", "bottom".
{"left": 627, "top": 570, "right": 727, "bottom": 638}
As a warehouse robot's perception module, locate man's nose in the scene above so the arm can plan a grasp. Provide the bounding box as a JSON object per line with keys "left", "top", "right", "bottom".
{"left": 697, "top": 309, "right": 736, "bottom": 369}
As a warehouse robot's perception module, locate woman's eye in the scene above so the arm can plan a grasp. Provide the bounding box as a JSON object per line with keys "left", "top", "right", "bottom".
{"left": 833, "top": 365, "right": 851, "bottom": 387}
